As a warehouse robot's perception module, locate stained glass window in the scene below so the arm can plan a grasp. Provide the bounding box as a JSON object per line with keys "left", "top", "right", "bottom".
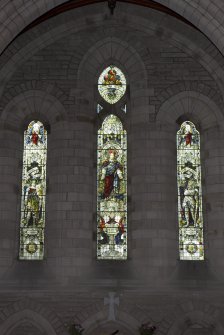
{"left": 97, "top": 104, "right": 103, "bottom": 114}
{"left": 121, "top": 104, "right": 127, "bottom": 114}
{"left": 97, "top": 115, "right": 127, "bottom": 259}
{"left": 177, "top": 121, "right": 204, "bottom": 260}
{"left": 19, "top": 121, "right": 47, "bottom": 260}
{"left": 98, "top": 66, "right": 126, "bottom": 104}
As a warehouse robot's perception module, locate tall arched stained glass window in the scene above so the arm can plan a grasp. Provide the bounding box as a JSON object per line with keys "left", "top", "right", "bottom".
{"left": 19, "top": 121, "right": 47, "bottom": 260}
{"left": 97, "top": 115, "right": 127, "bottom": 259}
{"left": 177, "top": 121, "right": 204, "bottom": 260}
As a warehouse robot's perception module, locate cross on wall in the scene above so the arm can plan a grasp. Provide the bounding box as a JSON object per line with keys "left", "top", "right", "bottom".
{"left": 104, "top": 292, "right": 120, "bottom": 321}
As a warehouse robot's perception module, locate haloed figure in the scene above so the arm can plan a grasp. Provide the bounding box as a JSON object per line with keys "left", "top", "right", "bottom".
{"left": 101, "top": 149, "right": 123, "bottom": 199}
{"left": 184, "top": 123, "right": 192, "bottom": 146}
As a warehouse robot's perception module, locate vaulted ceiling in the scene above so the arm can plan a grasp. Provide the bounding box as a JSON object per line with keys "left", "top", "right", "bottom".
{"left": 0, "top": 0, "right": 224, "bottom": 55}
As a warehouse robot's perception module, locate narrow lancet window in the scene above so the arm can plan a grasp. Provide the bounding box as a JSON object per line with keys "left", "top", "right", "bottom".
{"left": 97, "top": 115, "right": 127, "bottom": 259}
{"left": 177, "top": 121, "right": 204, "bottom": 260}
{"left": 19, "top": 121, "right": 47, "bottom": 260}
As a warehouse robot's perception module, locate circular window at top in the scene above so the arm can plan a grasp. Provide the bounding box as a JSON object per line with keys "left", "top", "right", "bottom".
{"left": 98, "top": 65, "right": 126, "bottom": 104}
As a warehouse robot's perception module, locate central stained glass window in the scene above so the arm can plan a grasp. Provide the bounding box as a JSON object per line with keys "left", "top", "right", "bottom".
{"left": 97, "top": 115, "right": 127, "bottom": 259}
{"left": 177, "top": 121, "right": 204, "bottom": 260}
{"left": 98, "top": 66, "right": 126, "bottom": 104}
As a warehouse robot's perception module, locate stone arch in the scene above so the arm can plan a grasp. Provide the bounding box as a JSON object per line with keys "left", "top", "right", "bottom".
{"left": 75, "top": 35, "right": 148, "bottom": 121}
{"left": 82, "top": 310, "right": 139, "bottom": 335}
{"left": 156, "top": 90, "right": 224, "bottom": 130}
{"left": 0, "top": 0, "right": 224, "bottom": 58}
{"left": 0, "top": 3, "right": 224, "bottom": 102}
{"left": 0, "top": 88, "right": 67, "bottom": 131}
{"left": 76, "top": 36, "right": 147, "bottom": 89}
{"left": 0, "top": 310, "right": 57, "bottom": 335}
{"left": 0, "top": 81, "right": 68, "bottom": 112}
{"left": 153, "top": 301, "right": 224, "bottom": 335}
{"left": 157, "top": 82, "right": 223, "bottom": 112}
{"left": 73, "top": 301, "right": 156, "bottom": 335}
{"left": 167, "top": 309, "right": 224, "bottom": 335}
{"left": 0, "top": 299, "right": 66, "bottom": 335}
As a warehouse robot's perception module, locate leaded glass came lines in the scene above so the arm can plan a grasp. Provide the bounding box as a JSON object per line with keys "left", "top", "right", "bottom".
{"left": 19, "top": 121, "right": 47, "bottom": 260}
{"left": 97, "top": 115, "right": 127, "bottom": 260}
{"left": 98, "top": 66, "right": 126, "bottom": 104}
{"left": 177, "top": 121, "right": 204, "bottom": 260}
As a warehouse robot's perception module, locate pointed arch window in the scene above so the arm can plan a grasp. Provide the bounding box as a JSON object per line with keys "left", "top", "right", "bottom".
{"left": 19, "top": 121, "right": 47, "bottom": 260}
{"left": 98, "top": 65, "right": 126, "bottom": 104}
{"left": 177, "top": 121, "right": 204, "bottom": 260}
{"left": 97, "top": 115, "right": 127, "bottom": 259}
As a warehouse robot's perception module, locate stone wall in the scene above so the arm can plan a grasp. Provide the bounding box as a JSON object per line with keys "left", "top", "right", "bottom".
{"left": 0, "top": 2, "right": 223, "bottom": 335}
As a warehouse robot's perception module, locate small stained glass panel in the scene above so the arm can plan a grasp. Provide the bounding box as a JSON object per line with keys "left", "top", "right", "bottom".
{"left": 97, "top": 115, "right": 127, "bottom": 259}
{"left": 97, "top": 103, "right": 103, "bottom": 114}
{"left": 19, "top": 120, "right": 47, "bottom": 260}
{"left": 98, "top": 66, "right": 126, "bottom": 104}
{"left": 121, "top": 104, "right": 127, "bottom": 114}
{"left": 177, "top": 121, "right": 204, "bottom": 260}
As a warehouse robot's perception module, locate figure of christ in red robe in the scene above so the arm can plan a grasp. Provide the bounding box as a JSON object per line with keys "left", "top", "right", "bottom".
{"left": 101, "top": 150, "right": 123, "bottom": 199}
{"left": 32, "top": 132, "right": 39, "bottom": 145}
{"left": 183, "top": 123, "right": 193, "bottom": 146}
{"left": 185, "top": 131, "right": 192, "bottom": 146}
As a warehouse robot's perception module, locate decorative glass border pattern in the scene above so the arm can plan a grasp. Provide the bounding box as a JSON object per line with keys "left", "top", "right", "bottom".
{"left": 97, "top": 115, "right": 127, "bottom": 259}
{"left": 19, "top": 121, "right": 47, "bottom": 260}
{"left": 98, "top": 66, "right": 126, "bottom": 104}
{"left": 177, "top": 121, "right": 204, "bottom": 260}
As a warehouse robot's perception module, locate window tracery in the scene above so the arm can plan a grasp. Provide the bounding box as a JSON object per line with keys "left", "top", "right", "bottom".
{"left": 177, "top": 121, "right": 204, "bottom": 260}
{"left": 98, "top": 66, "right": 126, "bottom": 104}
{"left": 97, "top": 114, "right": 127, "bottom": 259}
{"left": 19, "top": 120, "right": 47, "bottom": 260}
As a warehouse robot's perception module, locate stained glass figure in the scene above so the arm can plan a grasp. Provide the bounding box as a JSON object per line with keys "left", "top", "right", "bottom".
{"left": 97, "top": 115, "right": 127, "bottom": 259}
{"left": 19, "top": 121, "right": 47, "bottom": 260}
{"left": 98, "top": 66, "right": 126, "bottom": 104}
{"left": 177, "top": 121, "right": 204, "bottom": 260}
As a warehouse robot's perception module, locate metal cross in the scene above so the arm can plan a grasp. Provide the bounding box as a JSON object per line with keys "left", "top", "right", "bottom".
{"left": 104, "top": 292, "right": 119, "bottom": 321}
{"left": 108, "top": 0, "right": 117, "bottom": 15}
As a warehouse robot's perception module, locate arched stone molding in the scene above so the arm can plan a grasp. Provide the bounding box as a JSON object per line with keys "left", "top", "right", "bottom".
{"left": 166, "top": 307, "right": 224, "bottom": 335}
{"left": 148, "top": 300, "right": 224, "bottom": 335}
{"left": 74, "top": 304, "right": 155, "bottom": 335}
{"left": 0, "top": 88, "right": 67, "bottom": 131}
{"left": 157, "top": 0, "right": 224, "bottom": 56}
{"left": 156, "top": 90, "right": 223, "bottom": 130}
{"left": 157, "top": 82, "right": 223, "bottom": 113}
{"left": 76, "top": 36, "right": 147, "bottom": 89}
{"left": 0, "top": 4, "right": 224, "bottom": 101}
{"left": 0, "top": 0, "right": 224, "bottom": 58}
{"left": 0, "top": 299, "right": 66, "bottom": 335}
{"left": 0, "top": 81, "right": 68, "bottom": 112}
{"left": 82, "top": 310, "right": 138, "bottom": 335}
{"left": 75, "top": 36, "right": 148, "bottom": 120}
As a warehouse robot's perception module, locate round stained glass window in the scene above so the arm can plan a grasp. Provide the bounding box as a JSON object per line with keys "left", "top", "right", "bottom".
{"left": 98, "top": 65, "right": 126, "bottom": 104}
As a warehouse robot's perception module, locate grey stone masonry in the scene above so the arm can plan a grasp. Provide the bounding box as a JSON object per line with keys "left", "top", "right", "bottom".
{"left": 0, "top": 2, "right": 223, "bottom": 335}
